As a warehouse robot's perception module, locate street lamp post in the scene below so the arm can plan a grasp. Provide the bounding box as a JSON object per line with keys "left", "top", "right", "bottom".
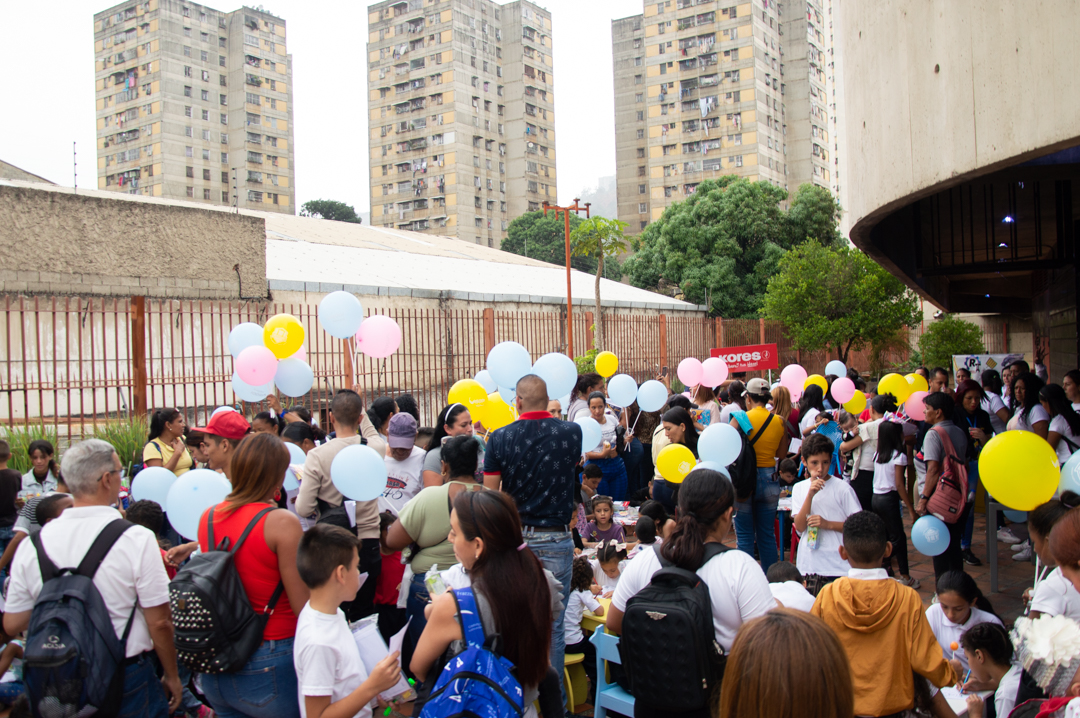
{"left": 542, "top": 198, "right": 590, "bottom": 358}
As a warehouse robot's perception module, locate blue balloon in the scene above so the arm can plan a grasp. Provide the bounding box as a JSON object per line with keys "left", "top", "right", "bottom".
{"left": 699, "top": 423, "right": 742, "bottom": 465}
{"left": 911, "top": 515, "right": 950, "bottom": 556}
{"left": 285, "top": 442, "right": 306, "bottom": 465}
{"left": 498, "top": 385, "right": 516, "bottom": 404}
{"left": 283, "top": 467, "right": 300, "bottom": 492}
{"left": 690, "top": 460, "right": 730, "bottom": 479}
{"left": 1061, "top": 451, "right": 1080, "bottom": 495}
{"left": 228, "top": 322, "right": 264, "bottom": 358}
{"left": 558, "top": 394, "right": 571, "bottom": 413}
{"left": 486, "top": 341, "right": 532, "bottom": 390}
{"left": 637, "top": 380, "right": 668, "bottom": 412}
{"left": 232, "top": 372, "right": 274, "bottom": 403}
{"left": 1004, "top": 510, "right": 1028, "bottom": 523}
{"left": 319, "top": 291, "right": 365, "bottom": 339}
{"left": 532, "top": 353, "right": 577, "bottom": 400}
{"left": 825, "top": 360, "right": 847, "bottom": 378}
{"left": 330, "top": 444, "right": 388, "bottom": 501}
{"left": 474, "top": 370, "right": 498, "bottom": 394}
{"left": 575, "top": 417, "right": 603, "bottom": 453}
{"left": 275, "top": 358, "right": 314, "bottom": 397}
{"left": 165, "top": 468, "right": 233, "bottom": 540}
{"left": 607, "top": 374, "right": 639, "bottom": 408}
{"left": 130, "top": 466, "right": 177, "bottom": 506}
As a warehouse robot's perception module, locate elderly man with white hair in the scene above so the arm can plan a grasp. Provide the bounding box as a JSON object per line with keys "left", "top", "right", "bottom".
{"left": 3, "top": 438, "right": 182, "bottom": 716}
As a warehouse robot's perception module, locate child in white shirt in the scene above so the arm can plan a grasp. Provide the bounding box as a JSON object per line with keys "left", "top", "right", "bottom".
{"left": 565, "top": 555, "right": 604, "bottom": 700}
{"left": 294, "top": 525, "right": 402, "bottom": 718}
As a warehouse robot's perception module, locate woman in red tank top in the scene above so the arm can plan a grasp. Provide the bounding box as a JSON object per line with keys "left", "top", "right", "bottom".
{"left": 196, "top": 433, "right": 308, "bottom": 718}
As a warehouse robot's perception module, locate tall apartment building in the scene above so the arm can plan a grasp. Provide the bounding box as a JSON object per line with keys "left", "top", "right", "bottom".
{"left": 93, "top": 0, "right": 295, "bottom": 213}
{"left": 367, "top": 0, "right": 556, "bottom": 247}
{"left": 612, "top": 0, "right": 834, "bottom": 232}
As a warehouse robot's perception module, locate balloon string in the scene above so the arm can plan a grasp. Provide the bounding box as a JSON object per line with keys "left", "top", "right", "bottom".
{"left": 630, "top": 411, "right": 642, "bottom": 434}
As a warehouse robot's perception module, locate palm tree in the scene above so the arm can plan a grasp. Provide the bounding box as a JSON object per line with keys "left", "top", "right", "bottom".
{"left": 570, "top": 216, "right": 628, "bottom": 351}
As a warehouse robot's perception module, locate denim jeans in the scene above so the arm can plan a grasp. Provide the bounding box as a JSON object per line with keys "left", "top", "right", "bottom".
{"left": 523, "top": 528, "right": 573, "bottom": 711}
{"left": 733, "top": 467, "right": 781, "bottom": 574}
{"left": 406, "top": 571, "right": 432, "bottom": 648}
{"left": 117, "top": 653, "right": 171, "bottom": 718}
{"left": 200, "top": 638, "right": 300, "bottom": 718}
{"left": 0, "top": 525, "right": 13, "bottom": 583}
{"left": 651, "top": 479, "right": 677, "bottom": 515}
{"left": 623, "top": 438, "right": 646, "bottom": 497}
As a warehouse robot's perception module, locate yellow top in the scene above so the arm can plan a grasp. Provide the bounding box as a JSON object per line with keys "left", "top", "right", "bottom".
{"left": 744, "top": 407, "right": 787, "bottom": 467}
{"left": 142, "top": 438, "right": 193, "bottom": 477}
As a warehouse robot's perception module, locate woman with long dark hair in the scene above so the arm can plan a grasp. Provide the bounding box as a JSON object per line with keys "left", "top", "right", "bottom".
{"left": 411, "top": 490, "right": 559, "bottom": 715}
{"left": 1009, "top": 372, "right": 1048, "bottom": 438}
{"left": 421, "top": 404, "right": 482, "bottom": 487}
{"left": 951, "top": 379, "right": 996, "bottom": 565}
{"left": 1063, "top": 370, "right": 1080, "bottom": 411}
{"left": 20, "top": 439, "right": 61, "bottom": 497}
{"left": 607, "top": 469, "right": 775, "bottom": 717}
{"left": 143, "top": 407, "right": 192, "bottom": 478}
{"left": 979, "top": 369, "right": 1010, "bottom": 435}
{"left": 367, "top": 397, "right": 399, "bottom": 443}
{"left": 719, "top": 380, "right": 747, "bottom": 424}
{"left": 1040, "top": 383, "right": 1080, "bottom": 465}
{"left": 651, "top": 407, "right": 699, "bottom": 513}
{"left": 798, "top": 384, "right": 827, "bottom": 437}
{"left": 871, "top": 420, "right": 918, "bottom": 588}
{"left": 568, "top": 373, "right": 605, "bottom": 423}
{"left": 584, "top": 391, "right": 629, "bottom": 500}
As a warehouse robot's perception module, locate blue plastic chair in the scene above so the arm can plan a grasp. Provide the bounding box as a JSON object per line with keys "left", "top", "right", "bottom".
{"left": 589, "top": 630, "right": 635, "bottom": 718}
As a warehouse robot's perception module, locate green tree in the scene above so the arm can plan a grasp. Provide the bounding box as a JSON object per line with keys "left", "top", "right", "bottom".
{"left": 762, "top": 241, "right": 919, "bottom": 363}
{"left": 918, "top": 315, "right": 985, "bottom": 370}
{"left": 623, "top": 177, "right": 844, "bottom": 317}
{"left": 300, "top": 199, "right": 362, "bottom": 223}
{"left": 502, "top": 211, "right": 622, "bottom": 279}
{"left": 570, "top": 217, "right": 629, "bottom": 351}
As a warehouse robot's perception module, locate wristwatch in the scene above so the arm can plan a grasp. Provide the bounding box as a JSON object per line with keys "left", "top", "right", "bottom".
{"left": 920, "top": 494, "right": 932, "bottom": 501}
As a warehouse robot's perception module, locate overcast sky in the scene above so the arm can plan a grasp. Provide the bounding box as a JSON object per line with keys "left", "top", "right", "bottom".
{"left": 0, "top": 0, "right": 641, "bottom": 214}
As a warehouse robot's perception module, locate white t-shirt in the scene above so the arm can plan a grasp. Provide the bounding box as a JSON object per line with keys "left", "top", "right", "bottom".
{"left": 995, "top": 662, "right": 1023, "bottom": 718}
{"left": 1014, "top": 404, "right": 1050, "bottom": 432}
{"left": 7, "top": 506, "right": 170, "bottom": 658}
{"left": 982, "top": 393, "right": 1008, "bottom": 435}
{"left": 791, "top": 476, "right": 861, "bottom": 578}
{"left": 799, "top": 407, "right": 821, "bottom": 435}
{"left": 611, "top": 546, "right": 775, "bottom": 652}
{"left": 1030, "top": 567, "right": 1080, "bottom": 619}
{"left": 379, "top": 446, "right": 426, "bottom": 516}
{"left": 924, "top": 602, "right": 1003, "bottom": 672}
{"left": 720, "top": 403, "right": 741, "bottom": 425}
{"left": 769, "top": 581, "right": 816, "bottom": 612}
{"left": 1050, "top": 415, "right": 1080, "bottom": 465}
{"left": 591, "top": 558, "right": 626, "bottom": 591}
{"left": 294, "top": 603, "right": 372, "bottom": 718}
{"left": 854, "top": 419, "right": 883, "bottom": 472}
{"left": 564, "top": 589, "right": 602, "bottom": 645}
{"left": 872, "top": 451, "right": 908, "bottom": 495}
{"left": 597, "top": 413, "right": 619, "bottom": 448}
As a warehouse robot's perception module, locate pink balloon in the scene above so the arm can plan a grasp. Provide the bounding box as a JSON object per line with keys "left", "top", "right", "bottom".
{"left": 289, "top": 345, "right": 307, "bottom": 362}
{"left": 905, "top": 391, "right": 929, "bottom": 421}
{"left": 356, "top": 315, "right": 402, "bottom": 359}
{"left": 236, "top": 345, "right": 278, "bottom": 386}
{"left": 780, "top": 364, "right": 807, "bottom": 399}
{"left": 700, "top": 357, "right": 729, "bottom": 387}
{"left": 831, "top": 377, "right": 856, "bottom": 405}
{"left": 678, "top": 358, "right": 703, "bottom": 387}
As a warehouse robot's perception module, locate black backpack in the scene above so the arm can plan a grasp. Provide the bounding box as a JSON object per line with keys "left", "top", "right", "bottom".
{"left": 23, "top": 519, "right": 134, "bottom": 718}
{"left": 170, "top": 506, "right": 284, "bottom": 674}
{"left": 619, "top": 542, "right": 731, "bottom": 712}
{"left": 727, "top": 414, "right": 774, "bottom": 501}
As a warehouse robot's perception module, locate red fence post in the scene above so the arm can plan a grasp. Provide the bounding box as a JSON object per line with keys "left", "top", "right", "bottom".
{"left": 584, "top": 312, "right": 594, "bottom": 351}
{"left": 131, "top": 296, "right": 147, "bottom": 418}
{"left": 659, "top": 314, "right": 668, "bottom": 373}
{"left": 759, "top": 317, "right": 766, "bottom": 345}
{"left": 483, "top": 308, "right": 495, "bottom": 356}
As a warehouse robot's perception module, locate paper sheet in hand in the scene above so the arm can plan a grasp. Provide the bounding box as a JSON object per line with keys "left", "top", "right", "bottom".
{"left": 940, "top": 686, "right": 993, "bottom": 716}
{"left": 351, "top": 616, "right": 415, "bottom": 702}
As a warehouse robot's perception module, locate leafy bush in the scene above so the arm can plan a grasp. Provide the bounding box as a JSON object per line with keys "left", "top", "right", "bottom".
{"left": 574, "top": 348, "right": 599, "bottom": 376}
{"left": 918, "top": 315, "right": 985, "bottom": 370}
{"left": 93, "top": 416, "right": 150, "bottom": 476}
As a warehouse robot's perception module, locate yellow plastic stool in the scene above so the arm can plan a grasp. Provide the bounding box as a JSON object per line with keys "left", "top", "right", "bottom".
{"left": 563, "top": 652, "right": 588, "bottom": 711}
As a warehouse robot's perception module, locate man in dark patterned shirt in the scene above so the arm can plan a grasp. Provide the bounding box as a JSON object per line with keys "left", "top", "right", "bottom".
{"left": 485, "top": 373, "right": 582, "bottom": 708}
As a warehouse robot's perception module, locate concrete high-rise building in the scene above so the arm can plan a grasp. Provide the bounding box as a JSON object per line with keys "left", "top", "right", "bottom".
{"left": 93, "top": 0, "right": 295, "bottom": 213}
{"left": 612, "top": 0, "right": 835, "bottom": 232}
{"left": 367, "top": 0, "right": 556, "bottom": 247}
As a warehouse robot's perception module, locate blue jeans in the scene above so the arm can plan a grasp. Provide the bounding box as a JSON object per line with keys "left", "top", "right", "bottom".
{"left": 200, "top": 638, "right": 300, "bottom": 718}
{"left": 523, "top": 528, "right": 573, "bottom": 711}
{"left": 0, "top": 525, "right": 13, "bottom": 583}
{"left": 622, "top": 438, "right": 646, "bottom": 497}
{"left": 588, "top": 456, "right": 628, "bottom": 501}
{"left": 117, "top": 653, "right": 171, "bottom": 718}
{"left": 406, "top": 571, "right": 431, "bottom": 648}
{"left": 651, "top": 479, "right": 677, "bottom": 514}
{"left": 0, "top": 680, "right": 22, "bottom": 705}
{"left": 734, "top": 467, "right": 781, "bottom": 574}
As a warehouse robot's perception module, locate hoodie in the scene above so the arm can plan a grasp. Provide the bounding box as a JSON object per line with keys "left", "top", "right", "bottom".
{"left": 812, "top": 576, "right": 957, "bottom": 717}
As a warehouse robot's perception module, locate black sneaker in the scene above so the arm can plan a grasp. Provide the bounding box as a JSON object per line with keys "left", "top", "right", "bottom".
{"left": 962, "top": 548, "right": 982, "bottom": 566}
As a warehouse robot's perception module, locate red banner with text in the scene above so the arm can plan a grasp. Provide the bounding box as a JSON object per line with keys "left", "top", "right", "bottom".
{"left": 710, "top": 343, "right": 779, "bottom": 373}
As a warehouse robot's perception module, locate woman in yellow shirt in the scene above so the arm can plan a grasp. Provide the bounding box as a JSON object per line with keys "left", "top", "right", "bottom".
{"left": 143, "top": 408, "right": 193, "bottom": 477}
{"left": 730, "top": 378, "right": 790, "bottom": 573}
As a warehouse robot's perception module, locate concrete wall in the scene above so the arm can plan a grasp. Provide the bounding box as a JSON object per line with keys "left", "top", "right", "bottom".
{"left": 839, "top": 0, "right": 1080, "bottom": 243}
{"left": 0, "top": 183, "right": 266, "bottom": 298}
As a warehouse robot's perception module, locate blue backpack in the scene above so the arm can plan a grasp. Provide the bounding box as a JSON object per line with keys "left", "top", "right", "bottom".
{"left": 24, "top": 519, "right": 135, "bottom": 718}
{"left": 419, "top": 587, "right": 525, "bottom": 718}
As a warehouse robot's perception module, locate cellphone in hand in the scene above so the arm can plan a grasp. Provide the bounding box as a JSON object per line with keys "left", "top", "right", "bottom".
{"left": 660, "top": 365, "right": 669, "bottom": 378}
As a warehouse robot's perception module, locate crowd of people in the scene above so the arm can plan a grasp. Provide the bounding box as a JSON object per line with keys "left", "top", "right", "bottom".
{"left": 0, "top": 356, "right": 1078, "bottom": 718}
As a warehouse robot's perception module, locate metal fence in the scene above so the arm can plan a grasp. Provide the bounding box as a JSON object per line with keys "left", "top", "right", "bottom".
{"left": 3, "top": 294, "right": 989, "bottom": 444}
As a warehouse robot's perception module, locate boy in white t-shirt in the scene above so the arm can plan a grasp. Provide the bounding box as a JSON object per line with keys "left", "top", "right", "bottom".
{"left": 792, "top": 433, "right": 862, "bottom": 592}
{"left": 294, "top": 524, "right": 402, "bottom": 718}
{"left": 765, "top": 560, "right": 816, "bottom": 612}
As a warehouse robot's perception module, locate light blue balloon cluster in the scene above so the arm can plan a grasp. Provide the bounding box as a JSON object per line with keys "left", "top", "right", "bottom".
{"left": 486, "top": 342, "right": 532, "bottom": 391}
{"left": 698, "top": 423, "right": 742, "bottom": 466}
{"left": 275, "top": 358, "right": 314, "bottom": 397}
{"left": 130, "top": 466, "right": 177, "bottom": 506}
{"left": 166, "top": 469, "right": 233, "bottom": 541}
{"left": 607, "top": 374, "right": 638, "bottom": 408}
{"left": 637, "top": 380, "right": 668, "bottom": 412}
{"left": 228, "top": 323, "right": 264, "bottom": 358}
{"left": 330, "top": 444, "right": 388, "bottom": 501}
{"left": 319, "top": 291, "right": 365, "bottom": 339}
{"left": 911, "top": 515, "right": 949, "bottom": 556}
{"left": 575, "top": 417, "right": 603, "bottom": 454}
{"left": 232, "top": 372, "right": 275, "bottom": 403}
{"left": 532, "top": 352, "right": 577, "bottom": 400}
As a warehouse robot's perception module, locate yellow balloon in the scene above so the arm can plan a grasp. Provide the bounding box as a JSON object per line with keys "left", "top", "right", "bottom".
{"left": 480, "top": 393, "right": 515, "bottom": 431}
{"left": 448, "top": 379, "right": 488, "bottom": 413}
{"left": 803, "top": 374, "right": 828, "bottom": 393}
{"left": 657, "top": 443, "right": 696, "bottom": 484}
{"left": 905, "top": 373, "right": 929, "bottom": 393}
{"left": 979, "top": 431, "right": 1061, "bottom": 511}
{"left": 263, "top": 314, "right": 305, "bottom": 359}
{"left": 878, "top": 373, "right": 912, "bottom": 404}
{"left": 843, "top": 390, "right": 867, "bottom": 415}
{"left": 595, "top": 351, "right": 619, "bottom": 378}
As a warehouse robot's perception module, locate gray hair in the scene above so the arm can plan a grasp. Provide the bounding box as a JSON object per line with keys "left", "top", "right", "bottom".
{"left": 61, "top": 439, "right": 117, "bottom": 497}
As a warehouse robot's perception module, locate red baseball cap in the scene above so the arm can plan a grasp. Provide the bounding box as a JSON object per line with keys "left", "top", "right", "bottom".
{"left": 193, "top": 411, "right": 251, "bottom": 441}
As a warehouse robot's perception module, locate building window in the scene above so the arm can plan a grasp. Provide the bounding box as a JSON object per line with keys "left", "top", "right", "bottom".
{"left": 201, "top": 109, "right": 209, "bottom": 120}
{"left": 186, "top": 166, "right": 194, "bottom": 178}
{"left": 184, "top": 46, "right": 192, "bottom": 57}
{"left": 184, "top": 86, "right": 193, "bottom": 97}
{"left": 201, "top": 90, "right": 209, "bottom": 101}
{"left": 187, "top": 186, "right": 194, "bottom": 197}
{"left": 637, "top": 129, "right": 645, "bottom": 139}
{"left": 636, "top": 111, "right": 644, "bottom": 121}
{"left": 639, "top": 203, "right": 647, "bottom": 213}
{"left": 637, "top": 148, "right": 646, "bottom": 158}
{"left": 184, "top": 66, "right": 192, "bottom": 77}
{"left": 639, "top": 184, "right": 646, "bottom": 194}
{"left": 184, "top": 106, "right": 192, "bottom": 117}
